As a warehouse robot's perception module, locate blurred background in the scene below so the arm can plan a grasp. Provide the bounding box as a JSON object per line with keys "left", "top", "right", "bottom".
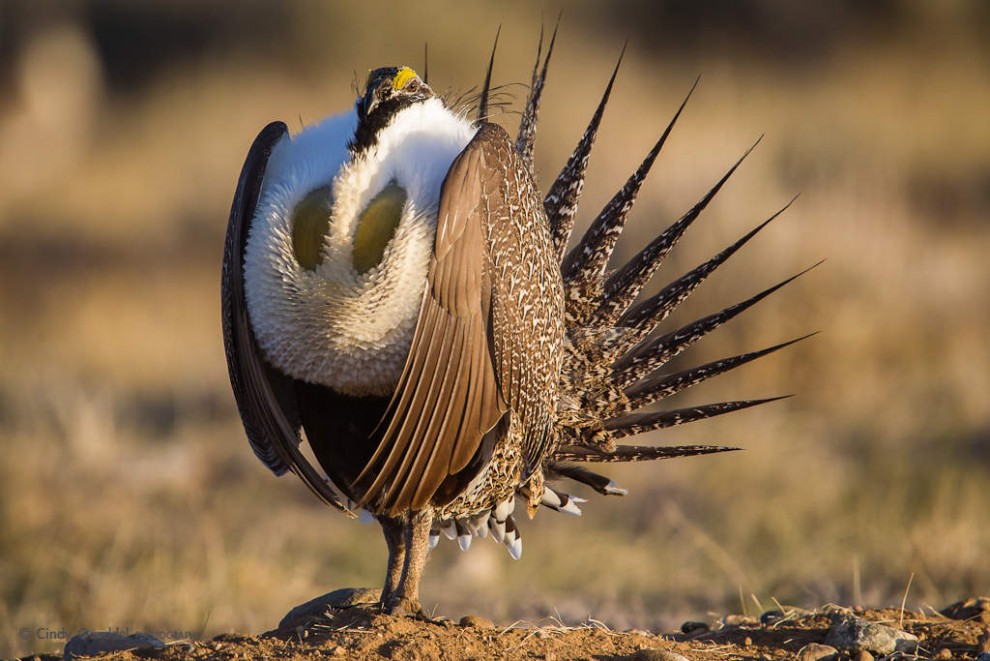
{"left": 1, "top": 0, "right": 988, "bottom": 656}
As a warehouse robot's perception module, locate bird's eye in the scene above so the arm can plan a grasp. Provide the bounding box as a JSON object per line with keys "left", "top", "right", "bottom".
{"left": 405, "top": 79, "right": 420, "bottom": 93}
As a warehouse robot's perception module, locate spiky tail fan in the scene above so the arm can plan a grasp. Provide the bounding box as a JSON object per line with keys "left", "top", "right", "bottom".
{"left": 514, "top": 27, "right": 816, "bottom": 506}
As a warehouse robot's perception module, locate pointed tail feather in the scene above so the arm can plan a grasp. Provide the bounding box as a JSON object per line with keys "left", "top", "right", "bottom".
{"left": 548, "top": 463, "right": 629, "bottom": 495}
{"left": 613, "top": 262, "right": 823, "bottom": 388}
{"left": 617, "top": 333, "right": 817, "bottom": 413}
{"left": 477, "top": 26, "right": 501, "bottom": 122}
{"left": 615, "top": 197, "right": 791, "bottom": 346}
{"left": 554, "top": 443, "right": 740, "bottom": 463}
{"left": 605, "top": 396, "right": 791, "bottom": 439}
{"left": 561, "top": 79, "right": 698, "bottom": 291}
{"left": 545, "top": 45, "right": 626, "bottom": 262}
{"left": 515, "top": 18, "right": 559, "bottom": 175}
{"left": 596, "top": 138, "right": 765, "bottom": 326}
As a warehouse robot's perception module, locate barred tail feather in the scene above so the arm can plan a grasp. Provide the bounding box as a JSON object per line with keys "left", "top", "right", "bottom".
{"left": 515, "top": 18, "right": 559, "bottom": 176}
{"left": 545, "top": 45, "right": 626, "bottom": 261}
{"left": 531, "top": 54, "right": 813, "bottom": 511}
{"left": 597, "top": 138, "right": 764, "bottom": 326}
{"left": 615, "top": 197, "right": 792, "bottom": 337}
{"left": 619, "top": 333, "right": 817, "bottom": 414}
{"left": 554, "top": 444, "right": 741, "bottom": 463}
{"left": 612, "top": 262, "right": 823, "bottom": 388}
{"left": 561, "top": 79, "right": 697, "bottom": 291}
{"left": 477, "top": 26, "right": 501, "bottom": 122}
{"left": 604, "top": 396, "right": 792, "bottom": 440}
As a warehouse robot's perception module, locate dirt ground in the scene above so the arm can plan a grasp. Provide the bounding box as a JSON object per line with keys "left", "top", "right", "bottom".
{"left": 24, "top": 596, "right": 990, "bottom": 660}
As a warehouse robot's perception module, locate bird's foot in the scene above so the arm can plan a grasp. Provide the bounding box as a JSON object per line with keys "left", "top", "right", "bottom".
{"left": 381, "top": 596, "right": 439, "bottom": 621}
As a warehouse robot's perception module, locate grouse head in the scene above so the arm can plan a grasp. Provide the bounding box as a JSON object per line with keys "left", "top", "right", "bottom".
{"left": 352, "top": 66, "right": 434, "bottom": 152}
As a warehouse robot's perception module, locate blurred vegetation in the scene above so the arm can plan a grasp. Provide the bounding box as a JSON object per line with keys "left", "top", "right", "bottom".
{"left": 1, "top": 1, "right": 988, "bottom": 657}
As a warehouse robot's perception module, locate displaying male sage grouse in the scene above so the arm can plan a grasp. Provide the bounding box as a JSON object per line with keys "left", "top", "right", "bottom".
{"left": 222, "top": 33, "right": 812, "bottom": 616}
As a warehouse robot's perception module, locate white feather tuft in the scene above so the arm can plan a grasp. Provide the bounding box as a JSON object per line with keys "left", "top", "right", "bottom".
{"left": 604, "top": 480, "right": 629, "bottom": 496}
{"left": 494, "top": 497, "right": 514, "bottom": 522}
{"left": 488, "top": 517, "right": 505, "bottom": 543}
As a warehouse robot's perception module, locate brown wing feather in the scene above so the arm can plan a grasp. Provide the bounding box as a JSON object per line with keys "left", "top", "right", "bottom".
{"left": 357, "top": 130, "right": 509, "bottom": 515}
{"left": 221, "top": 121, "right": 352, "bottom": 515}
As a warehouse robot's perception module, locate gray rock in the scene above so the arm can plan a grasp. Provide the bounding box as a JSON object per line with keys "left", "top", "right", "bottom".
{"left": 824, "top": 615, "right": 918, "bottom": 655}
{"left": 796, "top": 642, "right": 838, "bottom": 660}
{"left": 278, "top": 587, "right": 381, "bottom": 630}
{"left": 63, "top": 631, "right": 164, "bottom": 660}
{"left": 976, "top": 653, "right": 990, "bottom": 661}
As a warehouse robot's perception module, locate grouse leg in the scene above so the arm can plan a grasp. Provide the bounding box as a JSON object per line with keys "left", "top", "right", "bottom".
{"left": 378, "top": 515, "right": 406, "bottom": 607}
{"left": 383, "top": 509, "right": 432, "bottom": 616}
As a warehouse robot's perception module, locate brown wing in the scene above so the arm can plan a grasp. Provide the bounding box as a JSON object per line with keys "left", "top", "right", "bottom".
{"left": 221, "top": 121, "right": 352, "bottom": 515}
{"left": 357, "top": 127, "right": 509, "bottom": 515}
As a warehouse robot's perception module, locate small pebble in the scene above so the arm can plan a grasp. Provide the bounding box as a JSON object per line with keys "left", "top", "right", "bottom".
{"left": 679, "top": 621, "right": 709, "bottom": 635}
{"left": 723, "top": 614, "right": 756, "bottom": 627}
{"left": 743, "top": 636, "right": 753, "bottom": 647}
{"left": 796, "top": 642, "right": 838, "bottom": 661}
{"left": 458, "top": 615, "right": 494, "bottom": 629}
{"left": 933, "top": 648, "right": 952, "bottom": 659}
{"left": 760, "top": 609, "right": 785, "bottom": 625}
{"left": 853, "top": 651, "right": 873, "bottom": 661}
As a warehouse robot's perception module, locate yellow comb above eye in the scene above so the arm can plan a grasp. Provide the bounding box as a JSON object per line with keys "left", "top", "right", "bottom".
{"left": 392, "top": 67, "right": 418, "bottom": 90}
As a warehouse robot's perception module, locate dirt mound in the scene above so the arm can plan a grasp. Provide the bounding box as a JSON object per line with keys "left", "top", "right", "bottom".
{"left": 27, "top": 596, "right": 990, "bottom": 660}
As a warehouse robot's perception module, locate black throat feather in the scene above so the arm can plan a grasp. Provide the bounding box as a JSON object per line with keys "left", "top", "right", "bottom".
{"left": 349, "top": 96, "right": 421, "bottom": 155}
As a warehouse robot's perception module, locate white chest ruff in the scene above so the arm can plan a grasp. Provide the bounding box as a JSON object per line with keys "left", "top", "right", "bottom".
{"left": 243, "top": 99, "right": 477, "bottom": 396}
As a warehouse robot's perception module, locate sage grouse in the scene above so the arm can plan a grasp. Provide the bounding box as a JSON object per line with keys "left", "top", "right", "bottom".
{"left": 222, "top": 34, "right": 811, "bottom": 616}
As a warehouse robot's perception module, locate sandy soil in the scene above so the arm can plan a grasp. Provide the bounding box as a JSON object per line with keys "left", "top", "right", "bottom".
{"left": 24, "top": 596, "right": 990, "bottom": 660}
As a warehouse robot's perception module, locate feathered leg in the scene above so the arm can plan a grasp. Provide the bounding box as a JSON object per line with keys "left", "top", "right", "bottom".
{"left": 378, "top": 515, "right": 405, "bottom": 607}
{"left": 383, "top": 509, "right": 433, "bottom": 616}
